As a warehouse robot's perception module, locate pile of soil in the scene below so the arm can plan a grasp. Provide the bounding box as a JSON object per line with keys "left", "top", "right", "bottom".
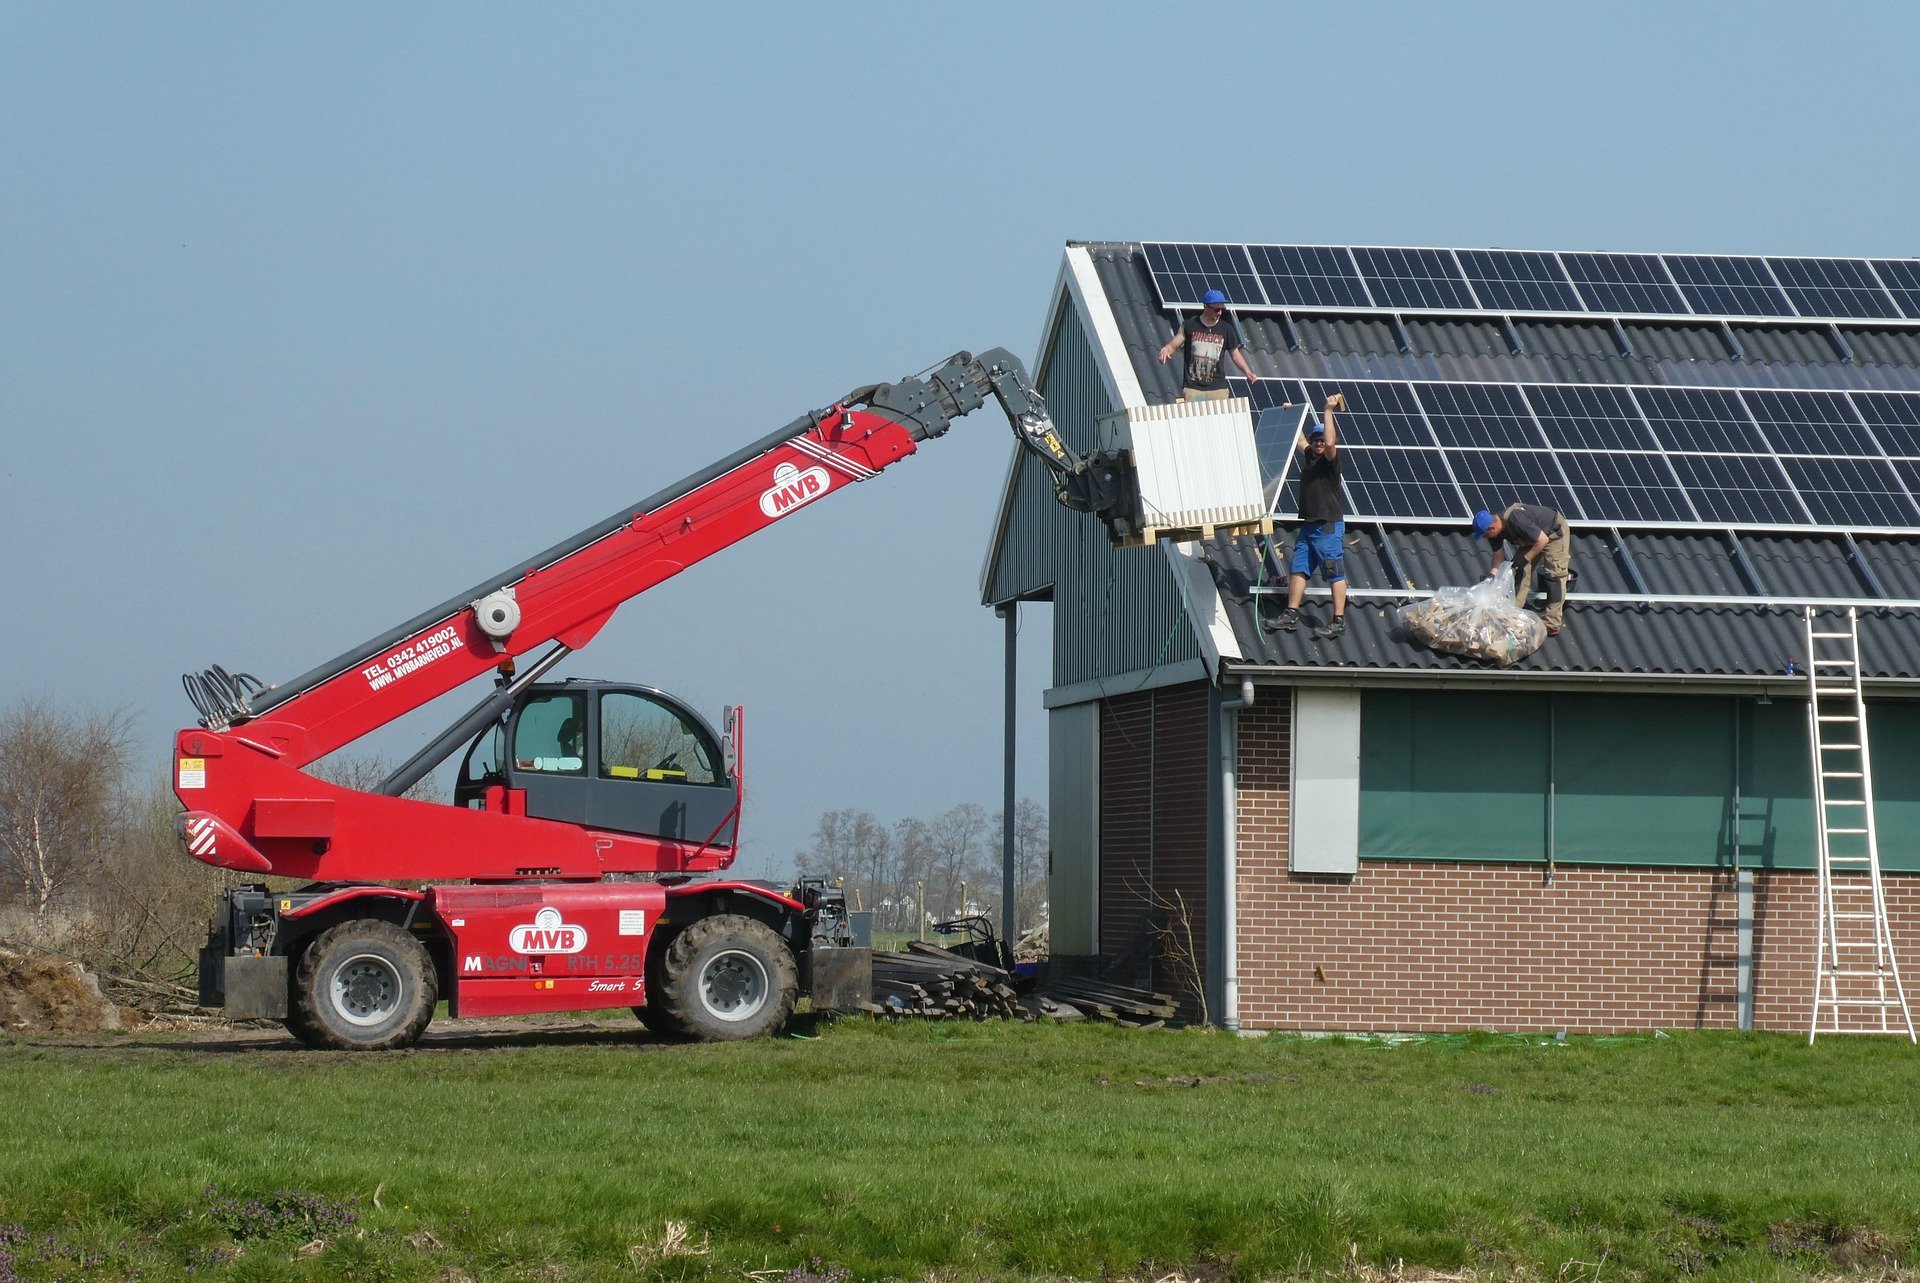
{"left": 0, "top": 944, "right": 123, "bottom": 1033}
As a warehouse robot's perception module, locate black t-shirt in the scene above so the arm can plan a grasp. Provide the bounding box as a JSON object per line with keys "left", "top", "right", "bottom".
{"left": 1298, "top": 449, "right": 1343, "bottom": 523}
{"left": 1180, "top": 315, "right": 1242, "bottom": 391}
{"left": 1498, "top": 502, "right": 1562, "bottom": 548}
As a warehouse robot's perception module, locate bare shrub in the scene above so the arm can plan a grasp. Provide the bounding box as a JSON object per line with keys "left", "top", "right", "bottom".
{"left": 0, "top": 700, "right": 132, "bottom": 917}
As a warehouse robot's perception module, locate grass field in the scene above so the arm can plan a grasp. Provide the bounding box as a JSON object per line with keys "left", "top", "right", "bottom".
{"left": 1, "top": 1019, "right": 1917, "bottom": 1282}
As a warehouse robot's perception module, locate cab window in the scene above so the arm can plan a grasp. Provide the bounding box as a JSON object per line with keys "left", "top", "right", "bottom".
{"left": 514, "top": 693, "right": 586, "bottom": 775}
{"left": 600, "top": 692, "right": 719, "bottom": 785}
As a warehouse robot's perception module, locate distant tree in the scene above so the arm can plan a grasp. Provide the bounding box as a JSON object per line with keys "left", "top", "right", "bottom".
{"left": 1009, "top": 796, "right": 1049, "bottom": 934}
{"left": 0, "top": 700, "right": 132, "bottom": 916}
{"left": 309, "top": 752, "right": 445, "bottom": 802}
{"left": 795, "top": 808, "right": 893, "bottom": 917}
{"left": 926, "top": 802, "right": 990, "bottom": 920}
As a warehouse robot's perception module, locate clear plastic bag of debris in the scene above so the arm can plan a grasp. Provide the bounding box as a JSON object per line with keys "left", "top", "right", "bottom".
{"left": 1395, "top": 567, "right": 1547, "bottom": 666}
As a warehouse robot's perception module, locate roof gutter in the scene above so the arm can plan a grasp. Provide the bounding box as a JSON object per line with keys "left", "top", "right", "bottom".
{"left": 1223, "top": 663, "right": 1920, "bottom": 695}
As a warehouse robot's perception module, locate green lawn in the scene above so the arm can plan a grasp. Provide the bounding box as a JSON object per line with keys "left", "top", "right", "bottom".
{"left": 1, "top": 1020, "right": 1917, "bottom": 1281}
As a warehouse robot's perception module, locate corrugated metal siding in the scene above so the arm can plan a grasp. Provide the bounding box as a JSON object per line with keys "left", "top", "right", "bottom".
{"left": 983, "top": 289, "right": 1199, "bottom": 686}
{"left": 982, "top": 304, "right": 1106, "bottom": 605}
{"left": 1054, "top": 542, "right": 1198, "bottom": 687}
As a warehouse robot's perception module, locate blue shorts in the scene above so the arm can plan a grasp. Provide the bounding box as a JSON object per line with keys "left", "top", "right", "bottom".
{"left": 1289, "top": 520, "right": 1346, "bottom": 582}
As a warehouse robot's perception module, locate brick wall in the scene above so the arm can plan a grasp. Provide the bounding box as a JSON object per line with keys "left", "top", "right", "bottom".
{"left": 1097, "top": 683, "right": 1209, "bottom": 1011}
{"left": 1233, "top": 690, "right": 1920, "bottom": 1034}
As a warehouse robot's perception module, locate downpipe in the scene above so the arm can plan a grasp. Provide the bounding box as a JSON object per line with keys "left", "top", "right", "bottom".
{"left": 1219, "top": 677, "right": 1255, "bottom": 1030}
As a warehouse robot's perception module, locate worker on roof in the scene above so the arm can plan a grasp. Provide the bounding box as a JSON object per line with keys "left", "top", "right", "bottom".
{"left": 1156, "top": 289, "right": 1259, "bottom": 402}
{"left": 1474, "top": 504, "right": 1570, "bottom": 637}
{"left": 1268, "top": 394, "right": 1348, "bottom": 640}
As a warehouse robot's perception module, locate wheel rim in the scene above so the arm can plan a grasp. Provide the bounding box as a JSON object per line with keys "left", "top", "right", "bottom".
{"left": 331, "top": 953, "right": 403, "bottom": 1027}
{"left": 698, "top": 949, "right": 769, "bottom": 1023}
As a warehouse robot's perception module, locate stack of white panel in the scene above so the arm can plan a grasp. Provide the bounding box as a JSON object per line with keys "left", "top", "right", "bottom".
{"left": 1101, "top": 397, "right": 1265, "bottom": 536}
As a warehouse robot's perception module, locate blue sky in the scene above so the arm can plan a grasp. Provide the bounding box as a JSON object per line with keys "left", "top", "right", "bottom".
{"left": 5, "top": 2, "right": 1917, "bottom": 876}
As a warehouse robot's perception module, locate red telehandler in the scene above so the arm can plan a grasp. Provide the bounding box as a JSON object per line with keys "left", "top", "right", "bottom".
{"left": 177, "top": 350, "right": 1127, "bottom": 1048}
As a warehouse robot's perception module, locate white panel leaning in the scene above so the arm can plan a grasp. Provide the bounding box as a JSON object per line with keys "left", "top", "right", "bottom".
{"left": 1105, "top": 398, "right": 1268, "bottom": 541}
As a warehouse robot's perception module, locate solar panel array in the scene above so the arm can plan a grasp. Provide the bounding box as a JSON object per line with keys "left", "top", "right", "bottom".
{"left": 1241, "top": 378, "right": 1920, "bottom": 532}
{"left": 1143, "top": 242, "right": 1920, "bottom": 323}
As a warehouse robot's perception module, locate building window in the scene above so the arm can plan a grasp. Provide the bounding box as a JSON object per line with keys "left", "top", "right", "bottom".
{"left": 1358, "top": 690, "right": 1920, "bottom": 871}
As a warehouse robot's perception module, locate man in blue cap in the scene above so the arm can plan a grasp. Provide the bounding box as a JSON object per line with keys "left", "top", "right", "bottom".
{"left": 1156, "top": 288, "right": 1258, "bottom": 401}
{"left": 1269, "top": 394, "right": 1348, "bottom": 638}
{"left": 1474, "top": 503, "right": 1570, "bottom": 637}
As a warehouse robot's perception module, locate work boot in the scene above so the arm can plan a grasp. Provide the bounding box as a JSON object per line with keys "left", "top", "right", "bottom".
{"left": 1265, "top": 605, "right": 1300, "bottom": 632}
{"left": 1315, "top": 615, "right": 1346, "bottom": 640}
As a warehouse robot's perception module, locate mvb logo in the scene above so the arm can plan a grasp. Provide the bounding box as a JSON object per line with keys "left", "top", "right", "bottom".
{"left": 508, "top": 906, "right": 588, "bottom": 955}
{"left": 759, "top": 462, "right": 831, "bottom": 518}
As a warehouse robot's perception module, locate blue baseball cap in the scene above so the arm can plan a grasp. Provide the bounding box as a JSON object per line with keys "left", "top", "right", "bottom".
{"left": 1201, "top": 289, "right": 1228, "bottom": 305}
{"left": 1306, "top": 421, "right": 1326, "bottom": 439}
{"left": 1472, "top": 509, "right": 1495, "bottom": 537}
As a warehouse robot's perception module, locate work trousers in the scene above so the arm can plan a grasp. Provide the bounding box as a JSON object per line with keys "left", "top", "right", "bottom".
{"left": 1178, "top": 386, "right": 1231, "bottom": 403}
{"left": 1515, "top": 520, "right": 1571, "bottom": 629}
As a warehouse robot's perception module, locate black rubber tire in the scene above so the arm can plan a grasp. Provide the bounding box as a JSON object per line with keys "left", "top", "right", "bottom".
{"left": 631, "top": 1003, "right": 688, "bottom": 1039}
{"left": 632, "top": 923, "right": 689, "bottom": 1038}
{"left": 655, "top": 914, "right": 798, "bottom": 1042}
{"left": 289, "top": 919, "right": 437, "bottom": 1051}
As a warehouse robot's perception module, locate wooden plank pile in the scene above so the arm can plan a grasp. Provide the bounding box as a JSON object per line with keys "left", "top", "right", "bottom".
{"left": 865, "top": 943, "right": 1025, "bottom": 1021}
{"left": 1040, "top": 975, "right": 1177, "bottom": 1029}
{"left": 860, "top": 943, "right": 1176, "bottom": 1028}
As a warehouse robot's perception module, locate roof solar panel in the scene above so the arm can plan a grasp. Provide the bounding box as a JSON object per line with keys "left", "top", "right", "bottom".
{"left": 1233, "top": 376, "right": 1309, "bottom": 415}
{"left": 1850, "top": 392, "right": 1920, "bottom": 457}
{"left": 1251, "top": 400, "right": 1312, "bottom": 481}
{"left": 1666, "top": 454, "right": 1808, "bottom": 525}
{"left": 1443, "top": 450, "right": 1579, "bottom": 518}
{"left": 1778, "top": 456, "right": 1920, "bottom": 528}
{"left": 1142, "top": 242, "right": 1266, "bottom": 309}
{"left": 1741, "top": 389, "right": 1879, "bottom": 457}
{"left": 1338, "top": 447, "right": 1465, "bottom": 519}
{"left": 1523, "top": 383, "right": 1656, "bottom": 450}
{"left": 1664, "top": 255, "right": 1795, "bottom": 317}
{"left": 1553, "top": 452, "right": 1695, "bottom": 523}
{"left": 1247, "top": 245, "right": 1370, "bottom": 309}
{"left": 1415, "top": 382, "right": 1549, "bottom": 450}
{"left": 1871, "top": 260, "right": 1920, "bottom": 320}
{"left": 1350, "top": 247, "right": 1478, "bottom": 310}
{"left": 1768, "top": 257, "right": 1896, "bottom": 320}
{"left": 1454, "top": 249, "right": 1584, "bottom": 312}
{"left": 1298, "top": 380, "right": 1436, "bottom": 447}
{"left": 1560, "top": 252, "right": 1689, "bottom": 314}
{"left": 1633, "top": 386, "right": 1768, "bottom": 454}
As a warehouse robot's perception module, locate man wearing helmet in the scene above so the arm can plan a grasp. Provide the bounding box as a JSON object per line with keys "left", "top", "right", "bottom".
{"left": 1473, "top": 504, "right": 1571, "bottom": 637}
{"left": 1156, "top": 289, "right": 1259, "bottom": 402}
{"left": 1268, "top": 394, "right": 1350, "bottom": 639}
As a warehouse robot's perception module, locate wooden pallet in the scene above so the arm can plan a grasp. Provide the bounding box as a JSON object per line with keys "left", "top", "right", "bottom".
{"left": 1116, "top": 513, "right": 1273, "bottom": 549}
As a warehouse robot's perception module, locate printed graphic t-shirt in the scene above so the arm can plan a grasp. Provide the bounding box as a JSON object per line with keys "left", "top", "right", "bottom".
{"left": 1181, "top": 315, "right": 1243, "bottom": 391}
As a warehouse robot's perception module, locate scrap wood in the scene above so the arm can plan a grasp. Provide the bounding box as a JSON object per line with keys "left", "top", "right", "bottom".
{"left": 864, "top": 949, "right": 1176, "bottom": 1028}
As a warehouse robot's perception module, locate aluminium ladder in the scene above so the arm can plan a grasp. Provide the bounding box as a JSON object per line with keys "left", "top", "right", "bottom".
{"left": 1803, "top": 607, "right": 1916, "bottom": 1042}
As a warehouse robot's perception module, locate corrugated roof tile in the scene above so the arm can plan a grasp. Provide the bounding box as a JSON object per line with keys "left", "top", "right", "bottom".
{"left": 1200, "top": 534, "right": 1920, "bottom": 681}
